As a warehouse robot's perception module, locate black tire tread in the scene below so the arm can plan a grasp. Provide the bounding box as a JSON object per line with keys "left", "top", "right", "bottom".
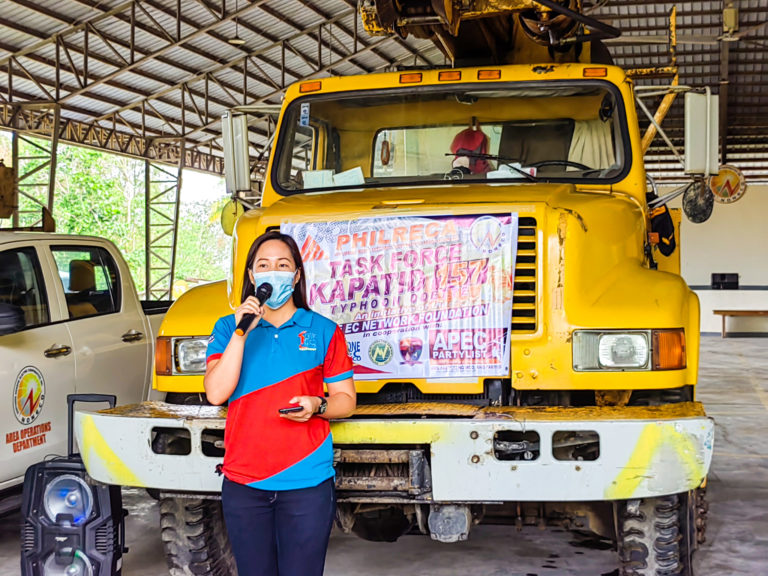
{"left": 159, "top": 497, "right": 237, "bottom": 576}
{"left": 618, "top": 494, "right": 688, "bottom": 576}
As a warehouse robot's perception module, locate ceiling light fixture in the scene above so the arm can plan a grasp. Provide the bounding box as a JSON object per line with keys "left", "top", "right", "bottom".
{"left": 229, "top": 0, "right": 245, "bottom": 45}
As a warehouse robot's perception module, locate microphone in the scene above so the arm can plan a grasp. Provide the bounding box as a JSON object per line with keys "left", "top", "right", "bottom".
{"left": 235, "top": 282, "right": 273, "bottom": 336}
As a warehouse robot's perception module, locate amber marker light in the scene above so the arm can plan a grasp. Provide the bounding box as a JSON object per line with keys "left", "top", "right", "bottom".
{"left": 583, "top": 67, "right": 608, "bottom": 78}
{"left": 652, "top": 329, "right": 686, "bottom": 370}
{"left": 155, "top": 336, "right": 173, "bottom": 375}
{"left": 399, "top": 72, "right": 423, "bottom": 84}
{"left": 439, "top": 70, "right": 461, "bottom": 81}
{"left": 478, "top": 69, "right": 502, "bottom": 80}
{"left": 299, "top": 80, "right": 322, "bottom": 93}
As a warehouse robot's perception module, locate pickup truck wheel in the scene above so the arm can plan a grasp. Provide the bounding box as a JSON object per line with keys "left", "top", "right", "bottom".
{"left": 160, "top": 497, "right": 236, "bottom": 576}
{"left": 617, "top": 493, "right": 692, "bottom": 576}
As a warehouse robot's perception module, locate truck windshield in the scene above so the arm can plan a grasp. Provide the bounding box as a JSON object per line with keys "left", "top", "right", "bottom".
{"left": 274, "top": 82, "right": 628, "bottom": 195}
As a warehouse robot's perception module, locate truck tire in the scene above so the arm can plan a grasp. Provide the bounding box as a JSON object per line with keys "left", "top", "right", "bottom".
{"left": 160, "top": 497, "right": 237, "bottom": 576}
{"left": 618, "top": 494, "right": 691, "bottom": 576}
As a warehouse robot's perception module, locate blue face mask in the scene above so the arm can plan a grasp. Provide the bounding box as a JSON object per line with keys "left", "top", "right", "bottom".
{"left": 252, "top": 270, "right": 297, "bottom": 309}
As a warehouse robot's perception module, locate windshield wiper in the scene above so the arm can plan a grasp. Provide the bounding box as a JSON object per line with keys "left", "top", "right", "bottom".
{"left": 445, "top": 152, "right": 538, "bottom": 182}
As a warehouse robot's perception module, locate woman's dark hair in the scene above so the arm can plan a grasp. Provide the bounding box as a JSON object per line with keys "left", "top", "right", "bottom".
{"left": 241, "top": 231, "right": 309, "bottom": 310}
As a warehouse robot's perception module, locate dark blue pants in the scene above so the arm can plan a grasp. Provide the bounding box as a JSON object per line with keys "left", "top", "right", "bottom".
{"left": 221, "top": 477, "right": 336, "bottom": 576}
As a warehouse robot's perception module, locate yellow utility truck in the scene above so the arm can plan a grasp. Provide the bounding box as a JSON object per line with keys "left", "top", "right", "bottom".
{"left": 75, "top": 3, "right": 715, "bottom": 575}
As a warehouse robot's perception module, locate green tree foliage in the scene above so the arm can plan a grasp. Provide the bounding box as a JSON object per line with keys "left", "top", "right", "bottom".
{"left": 174, "top": 195, "right": 231, "bottom": 286}
{"left": 54, "top": 145, "right": 147, "bottom": 290}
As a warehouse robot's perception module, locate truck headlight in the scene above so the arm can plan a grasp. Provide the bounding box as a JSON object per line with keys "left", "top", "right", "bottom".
{"left": 573, "top": 329, "right": 685, "bottom": 371}
{"left": 574, "top": 331, "right": 649, "bottom": 370}
{"left": 598, "top": 333, "right": 649, "bottom": 368}
{"left": 175, "top": 337, "right": 209, "bottom": 374}
{"left": 157, "top": 336, "right": 210, "bottom": 375}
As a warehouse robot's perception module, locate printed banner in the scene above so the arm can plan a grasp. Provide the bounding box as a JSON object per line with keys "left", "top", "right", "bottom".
{"left": 282, "top": 214, "right": 518, "bottom": 380}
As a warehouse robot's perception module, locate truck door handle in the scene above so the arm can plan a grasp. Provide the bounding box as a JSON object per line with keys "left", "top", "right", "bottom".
{"left": 122, "top": 330, "right": 144, "bottom": 343}
{"left": 44, "top": 345, "right": 72, "bottom": 358}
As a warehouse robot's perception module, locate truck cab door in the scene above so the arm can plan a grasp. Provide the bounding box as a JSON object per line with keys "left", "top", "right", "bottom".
{"left": 0, "top": 245, "right": 75, "bottom": 489}
{"left": 50, "top": 243, "right": 148, "bottom": 406}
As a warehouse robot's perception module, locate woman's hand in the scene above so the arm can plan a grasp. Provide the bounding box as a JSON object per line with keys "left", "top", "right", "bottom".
{"left": 279, "top": 396, "right": 321, "bottom": 422}
{"left": 279, "top": 378, "right": 356, "bottom": 422}
{"left": 234, "top": 296, "right": 265, "bottom": 335}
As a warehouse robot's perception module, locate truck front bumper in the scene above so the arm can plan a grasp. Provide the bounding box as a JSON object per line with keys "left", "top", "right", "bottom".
{"left": 75, "top": 401, "right": 713, "bottom": 501}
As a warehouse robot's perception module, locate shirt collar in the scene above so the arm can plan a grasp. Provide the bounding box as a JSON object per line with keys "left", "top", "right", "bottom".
{"left": 258, "top": 307, "right": 312, "bottom": 329}
{"left": 292, "top": 308, "right": 313, "bottom": 327}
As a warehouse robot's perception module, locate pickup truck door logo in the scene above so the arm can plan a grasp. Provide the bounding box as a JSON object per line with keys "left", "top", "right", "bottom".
{"left": 13, "top": 366, "right": 45, "bottom": 424}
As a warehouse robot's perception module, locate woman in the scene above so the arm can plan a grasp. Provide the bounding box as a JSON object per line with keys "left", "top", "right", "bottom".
{"left": 204, "top": 230, "right": 356, "bottom": 576}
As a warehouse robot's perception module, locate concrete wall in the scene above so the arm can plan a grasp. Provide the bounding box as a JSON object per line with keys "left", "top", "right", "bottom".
{"left": 667, "top": 184, "right": 768, "bottom": 335}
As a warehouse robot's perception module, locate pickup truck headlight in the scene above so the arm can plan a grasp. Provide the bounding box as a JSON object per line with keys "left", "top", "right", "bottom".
{"left": 156, "top": 336, "right": 209, "bottom": 375}
{"left": 573, "top": 329, "right": 685, "bottom": 371}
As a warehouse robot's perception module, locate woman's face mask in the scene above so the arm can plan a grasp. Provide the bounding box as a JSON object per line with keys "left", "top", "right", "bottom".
{"left": 251, "top": 270, "right": 296, "bottom": 309}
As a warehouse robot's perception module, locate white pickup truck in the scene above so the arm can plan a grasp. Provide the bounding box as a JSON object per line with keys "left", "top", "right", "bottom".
{"left": 0, "top": 232, "right": 167, "bottom": 513}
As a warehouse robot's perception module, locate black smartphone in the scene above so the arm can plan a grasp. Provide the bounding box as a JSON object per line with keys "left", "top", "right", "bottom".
{"left": 278, "top": 404, "right": 304, "bottom": 414}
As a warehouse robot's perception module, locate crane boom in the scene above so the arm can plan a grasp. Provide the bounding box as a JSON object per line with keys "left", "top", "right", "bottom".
{"left": 359, "top": 0, "right": 619, "bottom": 64}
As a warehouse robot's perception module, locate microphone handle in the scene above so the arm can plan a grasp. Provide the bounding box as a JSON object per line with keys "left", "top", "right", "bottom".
{"left": 234, "top": 283, "right": 271, "bottom": 336}
{"left": 235, "top": 313, "right": 256, "bottom": 336}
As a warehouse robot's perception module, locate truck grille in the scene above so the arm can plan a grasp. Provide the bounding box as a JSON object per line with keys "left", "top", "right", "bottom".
{"left": 512, "top": 217, "right": 537, "bottom": 333}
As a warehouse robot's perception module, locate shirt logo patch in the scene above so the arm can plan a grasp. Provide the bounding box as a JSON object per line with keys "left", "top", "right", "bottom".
{"left": 298, "top": 330, "right": 317, "bottom": 351}
{"left": 208, "top": 334, "right": 215, "bottom": 344}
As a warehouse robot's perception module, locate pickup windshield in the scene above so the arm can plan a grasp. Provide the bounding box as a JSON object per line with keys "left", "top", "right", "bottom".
{"left": 274, "top": 82, "right": 628, "bottom": 195}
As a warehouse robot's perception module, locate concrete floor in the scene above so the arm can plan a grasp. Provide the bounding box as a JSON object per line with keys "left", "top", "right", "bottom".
{"left": 1, "top": 335, "right": 766, "bottom": 575}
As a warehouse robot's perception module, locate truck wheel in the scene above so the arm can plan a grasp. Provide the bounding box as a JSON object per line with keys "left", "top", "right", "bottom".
{"left": 618, "top": 494, "right": 691, "bottom": 576}
{"left": 160, "top": 497, "right": 237, "bottom": 576}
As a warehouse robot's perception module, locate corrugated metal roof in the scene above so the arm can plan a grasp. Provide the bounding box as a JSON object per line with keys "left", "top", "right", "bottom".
{"left": 0, "top": 0, "right": 766, "bottom": 179}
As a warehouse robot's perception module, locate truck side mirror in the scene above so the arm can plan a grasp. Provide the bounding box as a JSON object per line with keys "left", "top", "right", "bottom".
{"left": 219, "top": 198, "right": 245, "bottom": 237}
{"left": 0, "top": 302, "right": 25, "bottom": 335}
{"left": 684, "top": 90, "right": 719, "bottom": 177}
{"left": 221, "top": 112, "right": 252, "bottom": 195}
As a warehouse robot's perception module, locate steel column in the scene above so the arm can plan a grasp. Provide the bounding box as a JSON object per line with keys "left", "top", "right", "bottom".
{"left": 1, "top": 102, "right": 59, "bottom": 229}
{"left": 144, "top": 140, "right": 184, "bottom": 301}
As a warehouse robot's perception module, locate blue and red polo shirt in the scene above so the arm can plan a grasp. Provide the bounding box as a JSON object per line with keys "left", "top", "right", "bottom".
{"left": 206, "top": 307, "right": 353, "bottom": 491}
